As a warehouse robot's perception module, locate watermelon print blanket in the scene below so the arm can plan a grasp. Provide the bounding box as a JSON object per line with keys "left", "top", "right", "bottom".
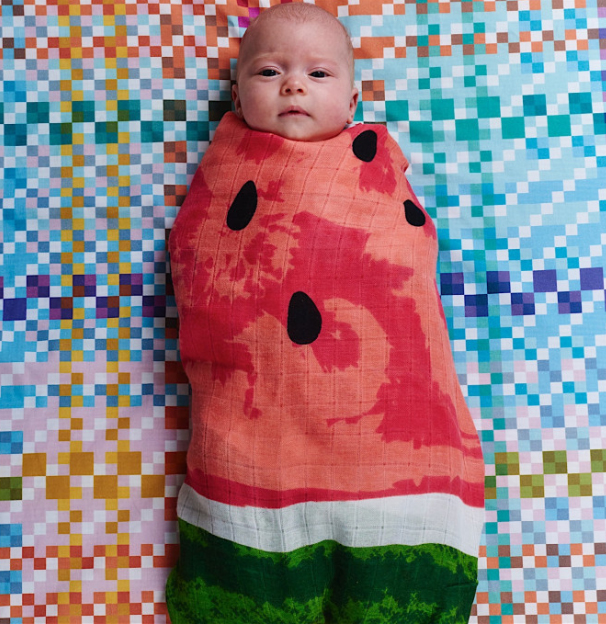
{"left": 166, "top": 112, "right": 485, "bottom": 624}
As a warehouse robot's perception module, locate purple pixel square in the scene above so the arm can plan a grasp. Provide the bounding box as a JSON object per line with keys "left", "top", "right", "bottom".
{"left": 73, "top": 274, "right": 96, "bottom": 297}
{"left": 558, "top": 290, "right": 582, "bottom": 314}
{"left": 26, "top": 275, "right": 50, "bottom": 298}
{"left": 580, "top": 267, "right": 603, "bottom": 290}
{"left": 120, "top": 273, "right": 144, "bottom": 296}
{"left": 238, "top": 7, "right": 260, "bottom": 28}
{"left": 49, "top": 297, "right": 73, "bottom": 320}
{"left": 96, "top": 296, "right": 120, "bottom": 319}
{"left": 120, "top": 274, "right": 143, "bottom": 286}
{"left": 533, "top": 269, "right": 558, "bottom": 292}
{"left": 143, "top": 295, "right": 167, "bottom": 318}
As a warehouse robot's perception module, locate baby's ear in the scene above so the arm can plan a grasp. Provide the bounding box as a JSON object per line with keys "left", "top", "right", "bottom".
{"left": 232, "top": 83, "right": 243, "bottom": 117}
{"left": 347, "top": 88, "right": 359, "bottom": 124}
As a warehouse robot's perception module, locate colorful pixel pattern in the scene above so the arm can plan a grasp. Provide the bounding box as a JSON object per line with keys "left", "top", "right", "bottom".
{"left": 0, "top": 0, "right": 605, "bottom": 622}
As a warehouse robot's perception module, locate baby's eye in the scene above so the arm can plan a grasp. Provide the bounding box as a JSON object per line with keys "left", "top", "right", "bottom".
{"left": 259, "top": 69, "right": 278, "bottom": 77}
{"left": 310, "top": 70, "right": 328, "bottom": 78}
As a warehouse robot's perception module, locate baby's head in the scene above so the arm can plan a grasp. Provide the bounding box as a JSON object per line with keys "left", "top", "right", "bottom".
{"left": 232, "top": 3, "right": 358, "bottom": 142}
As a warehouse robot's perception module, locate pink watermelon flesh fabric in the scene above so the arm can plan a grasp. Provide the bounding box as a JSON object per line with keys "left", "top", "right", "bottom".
{"left": 169, "top": 112, "right": 484, "bottom": 512}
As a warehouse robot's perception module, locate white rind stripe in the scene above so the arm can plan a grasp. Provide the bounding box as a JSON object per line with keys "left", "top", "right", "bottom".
{"left": 177, "top": 484, "right": 484, "bottom": 558}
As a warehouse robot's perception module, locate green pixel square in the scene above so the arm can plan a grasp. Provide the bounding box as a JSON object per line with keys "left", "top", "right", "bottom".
{"left": 594, "top": 112, "right": 606, "bottom": 135}
{"left": 543, "top": 450, "right": 567, "bottom": 474}
{"left": 27, "top": 101, "right": 50, "bottom": 124}
{"left": 3, "top": 124, "right": 27, "bottom": 147}
{"left": 118, "top": 99, "right": 141, "bottom": 122}
{"left": 547, "top": 115, "right": 571, "bottom": 137}
{"left": 477, "top": 96, "right": 501, "bottom": 118}
{"left": 456, "top": 119, "right": 479, "bottom": 141}
{"left": 568, "top": 473, "right": 592, "bottom": 497}
{"left": 72, "top": 100, "right": 95, "bottom": 123}
{"left": 590, "top": 449, "right": 606, "bottom": 472}
{"left": 95, "top": 121, "right": 118, "bottom": 143}
{"left": 385, "top": 100, "right": 409, "bottom": 121}
{"left": 430, "top": 98, "right": 455, "bottom": 121}
{"left": 49, "top": 122, "right": 73, "bottom": 145}
{"left": 209, "top": 100, "right": 232, "bottom": 122}
{"left": 495, "top": 452, "right": 519, "bottom": 475}
{"left": 485, "top": 476, "right": 496, "bottom": 500}
{"left": 409, "top": 121, "right": 434, "bottom": 143}
{"left": 164, "top": 99, "right": 187, "bottom": 122}
{"left": 185, "top": 121, "right": 210, "bottom": 142}
{"left": 502, "top": 117, "right": 525, "bottom": 139}
{"left": 141, "top": 120, "right": 164, "bottom": 143}
{"left": 520, "top": 474, "right": 544, "bottom": 498}
{"left": 568, "top": 92, "right": 593, "bottom": 115}
{"left": 0, "top": 477, "right": 23, "bottom": 501}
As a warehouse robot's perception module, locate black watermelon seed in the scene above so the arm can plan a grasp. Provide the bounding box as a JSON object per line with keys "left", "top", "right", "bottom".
{"left": 287, "top": 291, "right": 322, "bottom": 345}
{"left": 227, "top": 180, "right": 257, "bottom": 231}
{"left": 404, "top": 200, "right": 426, "bottom": 227}
{"left": 352, "top": 130, "right": 377, "bottom": 162}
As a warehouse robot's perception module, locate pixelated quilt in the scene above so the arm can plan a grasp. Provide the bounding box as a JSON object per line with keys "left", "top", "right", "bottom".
{"left": 0, "top": 1, "right": 605, "bottom": 623}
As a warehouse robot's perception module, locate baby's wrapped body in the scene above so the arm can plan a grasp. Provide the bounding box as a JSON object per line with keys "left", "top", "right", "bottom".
{"left": 166, "top": 112, "right": 485, "bottom": 624}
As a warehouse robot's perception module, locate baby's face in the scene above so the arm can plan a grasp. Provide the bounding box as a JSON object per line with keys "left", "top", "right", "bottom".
{"left": 232, "top": 17, "right": 358, "bottom": 142}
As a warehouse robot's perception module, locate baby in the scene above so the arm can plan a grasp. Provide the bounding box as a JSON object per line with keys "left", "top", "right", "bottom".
{"left": 166, "top": 4, "right": 484, "bottom": 624}
{"left": 231, "top": 3, "right": 358, "bottom": 142}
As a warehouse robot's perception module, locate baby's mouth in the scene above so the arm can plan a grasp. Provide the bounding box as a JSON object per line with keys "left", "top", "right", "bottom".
{"left": 280, "top": 107, "right": 309, "bottom": 117}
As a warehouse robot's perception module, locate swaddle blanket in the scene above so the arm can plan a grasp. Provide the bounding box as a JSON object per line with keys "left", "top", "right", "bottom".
{"left": 166, "top": 112, "right": 485, "bottom": 623}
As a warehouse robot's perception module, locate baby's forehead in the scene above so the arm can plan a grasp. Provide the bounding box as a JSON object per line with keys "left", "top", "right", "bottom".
{"left": 238, "top": 15, "right": 353, "bottom": 69}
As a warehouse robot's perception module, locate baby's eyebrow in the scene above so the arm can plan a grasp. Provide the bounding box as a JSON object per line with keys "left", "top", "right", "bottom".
{"left": 249, "top": 52, "right": 343, "bottom": 68}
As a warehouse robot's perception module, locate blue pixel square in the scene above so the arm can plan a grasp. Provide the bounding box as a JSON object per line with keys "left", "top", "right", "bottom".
{"left": 545, "top": 497, "right": 570, "bottom": 521}
{"left": 593, "top": 496, "right": 606, "bottom": 519}
{"left": 3, "top": 298, "right": 27, "bottom": 321}
{"left": 440, "top": 272, "right": 465, "bottom": 295}
{"left": 0, "top": 523, "right": 22, "bottom": 547}
{"left": 465, "top": 294, "right": 488, "bottom": 317}
{"left": 487, "top": 271, "right": 511, "bottom": 294}
{"left": 511, "top": 292, "right": 535, "bottom": 315}
{"left": 0, "top": 569, "right": 22, "bottom": 594}
{"left": 0, "top": 431, "right": 23, "bottom": 454}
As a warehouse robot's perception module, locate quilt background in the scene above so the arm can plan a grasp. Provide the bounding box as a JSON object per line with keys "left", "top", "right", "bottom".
{"left": 1, "top": 0, "right": 605, "bottom": 622}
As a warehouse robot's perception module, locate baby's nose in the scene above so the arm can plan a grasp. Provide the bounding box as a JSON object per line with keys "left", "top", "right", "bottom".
{"left": 281, "top": 75, "right": 306, "bottom": 94}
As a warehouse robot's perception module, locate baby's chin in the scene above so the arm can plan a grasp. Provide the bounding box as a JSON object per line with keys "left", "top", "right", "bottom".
{"left": 243, "top": 117, "right": 346, "bottom": 142}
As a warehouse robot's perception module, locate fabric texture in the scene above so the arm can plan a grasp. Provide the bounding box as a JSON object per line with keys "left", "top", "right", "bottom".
{"left": 167, "top": 112, "right": 484, "bottom": 622}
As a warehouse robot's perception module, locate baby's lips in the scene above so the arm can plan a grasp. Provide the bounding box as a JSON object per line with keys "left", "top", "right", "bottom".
{"left": 279, "top": 106, "right": 310, "bottom": 116}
